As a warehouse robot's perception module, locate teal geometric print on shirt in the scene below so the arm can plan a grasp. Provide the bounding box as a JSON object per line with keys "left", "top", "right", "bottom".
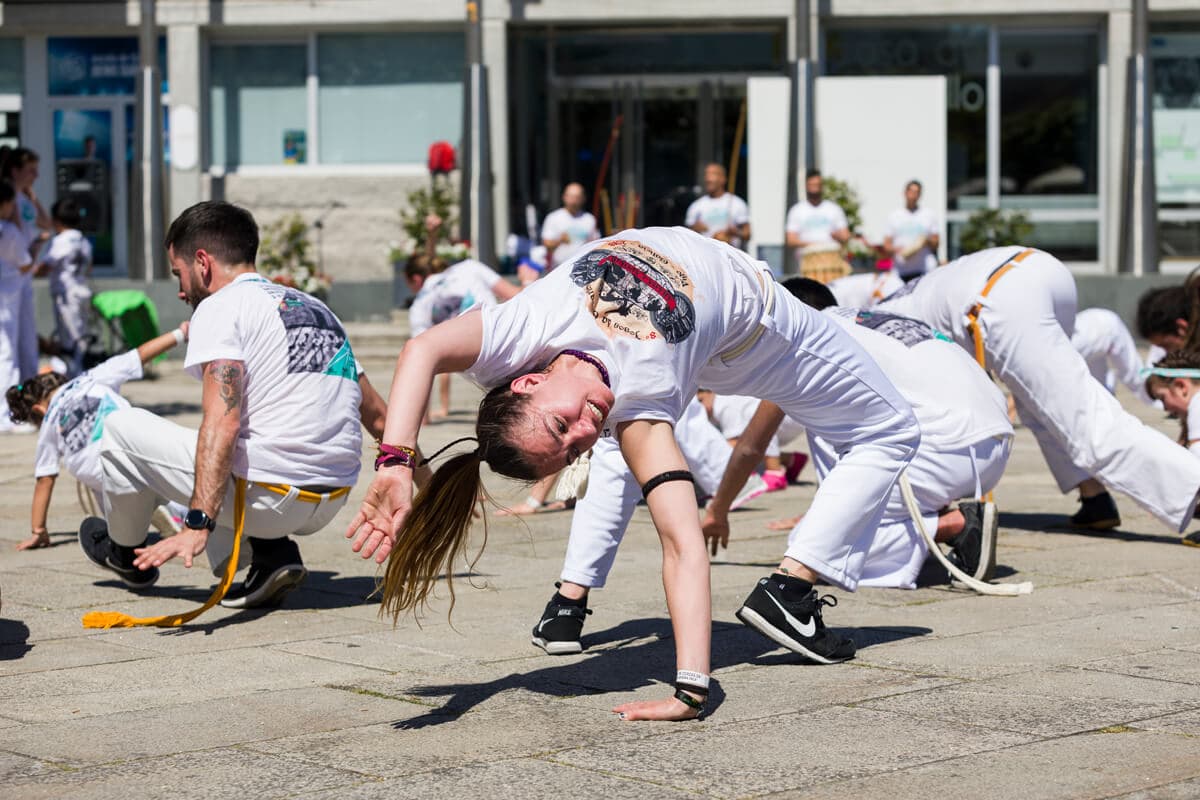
{"left": 90, "top": 395, "right": 121, "bottom": 443}
{"left": 325, "top": 338, "right": 358, "bottom": 381}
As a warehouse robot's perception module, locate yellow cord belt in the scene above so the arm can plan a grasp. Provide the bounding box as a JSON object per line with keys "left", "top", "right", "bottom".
{"left": 965, "top": 248, "right": 1035, "bottom": 368}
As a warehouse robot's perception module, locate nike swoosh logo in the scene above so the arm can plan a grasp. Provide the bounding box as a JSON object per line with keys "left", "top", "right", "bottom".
{"left": 764, "top": 591, "right": 816, "bottom": 638}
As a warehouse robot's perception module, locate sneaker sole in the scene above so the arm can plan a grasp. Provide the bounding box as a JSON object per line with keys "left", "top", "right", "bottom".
{"left": 1182, "top": 536, "right": 1200, "bottom": 549}
{"left": 735, "top": 606, "right": 852, "bottom": 665}
{"left": 729, "top": 481, "right": 768, "bottom": 512}
{"left": 531, "top": 636, "right": 583, "bottom": 655}
{"left": 1068, "top": 518, "right": 1121, "bottom": 531}
{"left": 976, "top": 501, "right": 998, "bottom": 582}
{"left": 219, "top": 566, "right": 307, "bottom": 609}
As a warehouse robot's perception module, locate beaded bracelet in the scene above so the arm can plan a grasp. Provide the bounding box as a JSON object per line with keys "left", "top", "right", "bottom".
{"left": 375, "top": 443, "right": 418, "bottom": 471}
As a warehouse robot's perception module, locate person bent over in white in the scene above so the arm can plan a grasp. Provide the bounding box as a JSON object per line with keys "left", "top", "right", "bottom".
{"left": 879, "top": 246, "right": 1200, "bottom": 532}
{"left": 705, "top": 278, "right": 1013, "bottom": 589}
{"left": 79, "top": 201, "right": 375, "bottom": 609}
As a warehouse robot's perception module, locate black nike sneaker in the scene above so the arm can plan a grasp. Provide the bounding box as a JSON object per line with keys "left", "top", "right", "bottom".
{"left": 947, "top": 500, "right": 998, "bottom": 581}
{"left": 735, "top": 575, "right": 855, "bottom": 664}
{"left": 531, "top": 585, "right": 592, "bottom": 655}
{"left": 220, "top": 537, "right": 307, "bottom": 609}
{"left": 78, "top": 517, "right": 159, "bottom": 590}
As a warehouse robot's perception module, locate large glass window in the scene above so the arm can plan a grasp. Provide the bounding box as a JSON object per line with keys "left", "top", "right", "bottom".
{"left": 317, "top": 33, "right": 463, "bottom": 165}
{"left": 1152, "top": 31, "right": 1200, "bottom": 261}
{"left": 0, "top": 38, "right": 22, "bottom": 94}
{"left": 209, "top": 44, "right": 307, "bottom": 168}
{"left": 824, "top": 26, "right": 988, "bottom": 210}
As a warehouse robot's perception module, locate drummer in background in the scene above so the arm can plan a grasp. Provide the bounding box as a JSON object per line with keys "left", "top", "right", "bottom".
{"left": 785, "top": 170, "right": 851, "bottom": 284}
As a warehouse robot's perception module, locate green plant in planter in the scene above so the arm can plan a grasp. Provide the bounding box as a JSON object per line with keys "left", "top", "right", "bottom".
{"left": 821, "top": 175, "right": 862, "bottom": 235}
{"left": 397, "top": 176, "right": 459, "bottom": 260}
{"left": 960, "top": 208, "right": 1034, "bottom": 254}
{"left": 258, "top": 214, "right": 331, "bottom": 299}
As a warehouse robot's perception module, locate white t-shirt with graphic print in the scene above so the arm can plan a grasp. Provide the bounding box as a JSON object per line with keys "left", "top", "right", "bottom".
{"left": 35, "top": 350, "right": 141, "bottom": 489}
{"left": 409, "top": 259, "right": 503, "bottom": 338}
{"left": 467, "top": 226, "right": 770, "bottom": 428}
{"left": 541, "top": 208, "right": 600, "bottom": 269}
{"left": 184, "top": 273, "right": 362, "bottom": 487}
{"left": 685, "top": 193, "right": 750, "bottom": 249}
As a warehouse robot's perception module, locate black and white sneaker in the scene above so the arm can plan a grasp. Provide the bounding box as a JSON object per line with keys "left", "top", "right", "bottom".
{"left": 947, "top": 500, "right": 998, "bottom": 581}
{"left": 219, "top": 537, "right": 307, "bottom": 609}
{"left": 78, "top": 516, "right": 159, "bottom": 590}
{"left": 735, "top": 575, "right": 855, "bottom": 664}
{"left": 531, "top": 587, "right": 592, "bottom": 655}
{"left": 1069, "top": 492, "right": 1120, "bottom": 530}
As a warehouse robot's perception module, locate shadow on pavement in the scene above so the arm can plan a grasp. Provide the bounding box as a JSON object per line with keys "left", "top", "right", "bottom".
{"left": 1002, "top": 511, "right": 1180, "bottom": 545}
{"left": 389, "top": 618, "right": 930, "bottom": 730}
{"left": 0, "top": 619, "right": 32, "bottom": 660}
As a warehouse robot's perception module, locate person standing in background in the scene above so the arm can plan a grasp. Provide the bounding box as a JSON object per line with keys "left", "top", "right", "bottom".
{"left": 883, "top": 180, "right": 940, "bottom": 283}
{"left": 685, "top": 163, "right": 750, "bottom": 251}
{"left": 541, "top": 183, "right": 600, "bottom": 274}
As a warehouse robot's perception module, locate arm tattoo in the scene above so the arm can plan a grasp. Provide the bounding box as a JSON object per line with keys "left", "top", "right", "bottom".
{"left": 208, "top": 361, "right": 244, "bottom": 415}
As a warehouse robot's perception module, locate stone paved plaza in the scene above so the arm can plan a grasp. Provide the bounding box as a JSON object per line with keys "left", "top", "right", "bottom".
{"left": 2, "top": 325, "right": 1200, "bottom": 799}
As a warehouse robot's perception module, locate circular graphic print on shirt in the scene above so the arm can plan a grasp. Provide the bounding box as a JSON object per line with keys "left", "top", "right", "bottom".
{"left": 570, "top": 240, "right": 696, "bottom": 344}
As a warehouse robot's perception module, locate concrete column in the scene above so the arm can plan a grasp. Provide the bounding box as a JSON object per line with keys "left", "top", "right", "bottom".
{"left": 1107, "top": 10, "right": 1131, "bottom": 274}
{"left": 483, "top": 17, "right": 510, "bottom": 257}
{"left": 22, "top": 35, "right": 52, "bottom": 204}
{"left": 166, "top": 24, "right": 203, "bottom": 218}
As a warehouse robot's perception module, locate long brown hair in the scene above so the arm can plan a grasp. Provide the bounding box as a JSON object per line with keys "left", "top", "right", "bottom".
{"left": 378, "top": 381, "right": 544, "bottom": 622}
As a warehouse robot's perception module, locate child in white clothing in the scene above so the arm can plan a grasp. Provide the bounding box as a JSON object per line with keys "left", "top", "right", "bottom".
{"left": 35, "top": 198, "right": 93, "bottom": 376}
{"left": 0, "top": 181, "right": 34, "bottom": 434}
{"left": 6, "top": 325, "right": 187, "bottom": 550}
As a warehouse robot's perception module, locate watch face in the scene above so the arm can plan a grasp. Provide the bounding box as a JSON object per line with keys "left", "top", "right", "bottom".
{"left": 184, "top": 509, "right": 211, "bottom": 530}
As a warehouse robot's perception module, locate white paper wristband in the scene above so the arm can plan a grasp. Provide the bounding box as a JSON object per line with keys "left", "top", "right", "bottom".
{"left": 676, "top": 670, "right": 710, "bottom": 689}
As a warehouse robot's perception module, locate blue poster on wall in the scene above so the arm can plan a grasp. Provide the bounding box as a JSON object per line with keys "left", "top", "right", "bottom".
{"left": 52, "top": 109, "right": 114, "bottom": 265}
{"left": 48, "top": 37, "right": 168, "bottom": 96}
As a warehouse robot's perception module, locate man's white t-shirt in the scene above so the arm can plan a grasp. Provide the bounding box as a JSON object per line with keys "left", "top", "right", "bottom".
{"left": 825, "top": 307, "right": 1012, "bottom": 452}
{"left": 467, "top": 227, "right": 770, "bottom": 428}
{"left": 785, "top": 199, "right": 848, "bottom": 246}
{"left": 35, "top": 350, "right": 141, "bottom": 489}
{"left": 685, "top": 193, "right": 750, "bottom": 250}
{"left": 542, "top": 208, "right": 600, "bottom": 269}
{"left": 409, "top": 259, "right": 503, "bottom": 337}
{"left": 42, "top": 229, "right": 92, "bottom": 297}
{"left": 885, "top": 206, "right": 939, "bottom": 278}
{"left": 828, "top": 271, "right": 905, "bottom": 310}
{"left": 184, "top": 273, "right": 362, "bottom": 487}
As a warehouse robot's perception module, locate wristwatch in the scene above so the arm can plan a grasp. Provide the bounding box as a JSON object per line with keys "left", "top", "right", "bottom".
{"left": 183, "top": 508, "right": 216, "bottom": 532}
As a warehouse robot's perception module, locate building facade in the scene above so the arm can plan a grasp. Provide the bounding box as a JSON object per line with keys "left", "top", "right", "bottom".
{"left": 1, "top": 0, "right": 1197, "bottom": 321}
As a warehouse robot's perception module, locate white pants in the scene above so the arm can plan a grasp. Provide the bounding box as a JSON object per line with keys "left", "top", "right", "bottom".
{"left": 52, "top": 286, "right": 92, "bottom": 376}
{"left": 978, "top": 255, "right": 1200, "bottom": 530}
{"left": 805, "top": 434, "right": 1011, "bottom": 588}
{"left": 0, "top": 271, "right": 22, "bottom": 430}
{"left": 675, "top": 396, "right": 733, "bottom": 496}
{"left": 16, "top": 272, "right": 37, "bottom": 379}
{"left": 98, "top": 408, "right": 349, "bottom": 575}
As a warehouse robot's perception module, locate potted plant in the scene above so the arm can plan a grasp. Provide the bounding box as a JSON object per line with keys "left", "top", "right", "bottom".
{"left": 258, "top": 214, "right": 332, "bottom": 300}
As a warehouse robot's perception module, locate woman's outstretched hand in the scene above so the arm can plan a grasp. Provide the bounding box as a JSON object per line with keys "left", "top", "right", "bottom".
{"left": 613, "top": 695, "right": 700, "bottom": 722}
{"left": 346, "top": 468, "right": 413, "bottom": 563}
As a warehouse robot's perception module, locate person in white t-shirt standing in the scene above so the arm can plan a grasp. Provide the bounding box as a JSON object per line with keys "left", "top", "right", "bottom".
{"left": 35, "top": 198, "right": 93, "bottom": 377}
{"left": 78, "top": 201, "right": 369, "bottom": 609}
{"left": 685, "top": 163, "right": 750, "bottom": 251}
{"left": 785, "top": 169, "right": 850, "bottom": 271}
{"left": 883, "top": 180, "right": 940, "bottom": 282}
{"left": 541, "top": 183, "right": 600, "bottom": 274}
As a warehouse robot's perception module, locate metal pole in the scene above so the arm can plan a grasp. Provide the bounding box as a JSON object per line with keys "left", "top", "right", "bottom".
{"left": 460, "top": 1, "right": 481, "bottom": 249}
{"left": 785, "top": 0, "right": 812, "bottom": 274}
{"left": 1118, "top": 0, "right": 1159, "bottom": 274}
{"left": 134, "top": 0, "right": 164, "bottom": 281}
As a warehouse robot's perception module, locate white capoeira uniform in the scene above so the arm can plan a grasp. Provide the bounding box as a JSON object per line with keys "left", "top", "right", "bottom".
{"left": 710, "top": 393, "right": 805, "bottom": 458}
{"left": 99, "top": 274, "right": 362, "bottom": 574}
{"left": 814, "top": 307, "right": 1012, "bottom": 587}
{"left": 14, "top": 193, "right": 42, "bottom": 380}
{"left": 409, "top": 259, "right": 505, "bottom": 337}
{"left": 828, "top": 271, "right": 905, "bottom": 310}
{"left": 1070, "top": 307, "right": 1152, "bottom": 405}
{"left": 879, "top": 245, "right": 1200, "bottom": 531}
{"left": 42, "top": 228, "right": 93, "bottom": 376}
{"left": 468, "top": 227, "right": 920, "bottom": 592}
{"left": 0, "top": 220, "right": 32, "bottom": 431}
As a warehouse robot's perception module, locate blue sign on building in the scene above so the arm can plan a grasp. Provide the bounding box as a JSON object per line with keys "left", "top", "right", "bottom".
{"left": 48, "top": 37, "right": 168, "bottom": 96}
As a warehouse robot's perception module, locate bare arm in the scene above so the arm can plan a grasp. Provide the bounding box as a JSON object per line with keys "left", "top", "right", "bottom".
{"left": 30, "top": 474, "right": 55, "bottom": 535}
{"left": 491, "top": 278, "right": 520, "bottom": 302}
{"left": 613, "top": 419, "right": 710, "bottom": 722}
{"left": 134, "top": 321, "right": 189, "bottom": 364}
{"left": 785, "top": 231, "right": 804, "bottom": 249}
{"left": 832, "top": 227, "right": 851, "bottom": 245}
{"left": 134, "top": 359, "right": 244, "bottom": 570}
{"left": 357, "top": 371, "right": 432, "bottom": 490}
{"left": 702, "top": 401, "right": 785, "bottom": 555}
{"left": 346, "top": 311, "right": 484, "bottom": 562}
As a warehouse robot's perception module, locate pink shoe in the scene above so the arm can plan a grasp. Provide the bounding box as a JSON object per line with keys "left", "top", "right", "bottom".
{"left": 785, "top": 453, "right": 808, "bottom": 483}
{"left": 762, "top": 469, "right": 787, "bottom": 492}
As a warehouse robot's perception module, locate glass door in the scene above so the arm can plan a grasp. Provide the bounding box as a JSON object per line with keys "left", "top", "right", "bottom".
{"left": 50, "top": 99, "right": 129, "bottom": 271}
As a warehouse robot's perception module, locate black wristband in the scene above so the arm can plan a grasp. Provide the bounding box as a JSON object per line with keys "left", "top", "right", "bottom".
{"left": 641, "top": 470, "right": 695, "bottom": 500}
{"left": 674, "top": 686, "right": 705, "bottom": 712}
{"left": 675, "top": 681, "right": 710, "bottom": 698}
